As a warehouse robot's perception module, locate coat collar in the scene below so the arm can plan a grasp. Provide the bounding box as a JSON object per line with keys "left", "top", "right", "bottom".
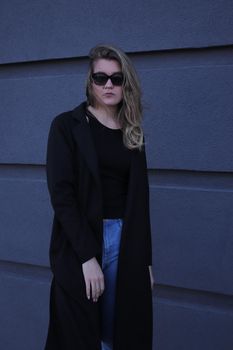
{"left": 71, "top": 102, "right": 101, "bottom": 187}
{"left": 71, "top": 101, "right": 88, "bottom": 122}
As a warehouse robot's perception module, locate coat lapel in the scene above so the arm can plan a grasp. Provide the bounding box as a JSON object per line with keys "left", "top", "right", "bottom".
{"left": 71, "top": 103, "right": 101, "bottom": 187}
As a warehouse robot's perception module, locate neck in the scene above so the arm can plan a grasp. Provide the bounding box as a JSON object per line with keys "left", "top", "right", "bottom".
{"left": 90, "top": 104, "right": 118, "bottom": 119}
{"left": 87, "top": 104, "right": 121, "bottom": 129}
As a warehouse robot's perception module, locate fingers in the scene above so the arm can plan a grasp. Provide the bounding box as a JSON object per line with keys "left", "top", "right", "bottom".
{"left": 90, "top": 276, "right": 105, "bottom": 302}
{"left": 82, "top": 257, "right": 105, "bottom": 302}
{"left": 85, "top": 280, "right": 91, "bottom": 300}
{"left": 91, "top": 280, "right": 99, "bottom": 302}
{"left": 148, "top": 265, "right": 155, "bottom": 291}
{"left": 84, "top": 275, "right": 105, "bottom": 302}
{"left": 151, "top": 280, "right": 155, "bottom": 291}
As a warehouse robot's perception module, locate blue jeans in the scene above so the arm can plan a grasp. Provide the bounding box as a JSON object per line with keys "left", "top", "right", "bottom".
{"left": 101, "top": 218, "right": 123, "bottom": 350}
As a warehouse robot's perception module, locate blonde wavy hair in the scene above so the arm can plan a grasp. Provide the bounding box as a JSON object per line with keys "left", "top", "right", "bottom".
{"left": 86, "top": 44, "right": 144, "bottom": 150}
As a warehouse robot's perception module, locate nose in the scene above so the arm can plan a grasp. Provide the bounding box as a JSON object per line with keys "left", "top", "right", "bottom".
{"left": 104, "top": 78, "right": 113, "bottom": 88}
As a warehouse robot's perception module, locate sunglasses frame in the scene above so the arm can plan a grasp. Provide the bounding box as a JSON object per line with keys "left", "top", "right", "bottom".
{"left": 91, "top": 72, "right": 124, "bottom": 86}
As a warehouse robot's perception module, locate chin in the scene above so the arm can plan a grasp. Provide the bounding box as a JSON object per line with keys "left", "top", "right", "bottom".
{"left": 104, "top": 101, "right": 120, "bottom": 107}
{"left": 94, "top": 96, "right": 122, "bottom": 109}
{"left": 104, "top": 98, "right": 122, "bottom": 106}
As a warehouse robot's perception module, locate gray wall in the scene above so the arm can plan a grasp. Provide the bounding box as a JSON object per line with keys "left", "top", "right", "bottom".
{"left": 1, "top": 1, "right": 233, "bottom": 349}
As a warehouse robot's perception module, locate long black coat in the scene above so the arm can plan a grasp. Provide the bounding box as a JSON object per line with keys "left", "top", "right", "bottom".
{"left": 45, "top": 102, "right": 153, "bottom": 350}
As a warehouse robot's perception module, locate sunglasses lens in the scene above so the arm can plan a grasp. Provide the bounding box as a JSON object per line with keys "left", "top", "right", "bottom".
{"left": 92, "top": 73, "right": 108, "bottom": 85}
{"left": 111, "top": 74, "right": 124, "bottom": 86}
{"left": 92, "top": 73, "right": 123, "bottom": 86}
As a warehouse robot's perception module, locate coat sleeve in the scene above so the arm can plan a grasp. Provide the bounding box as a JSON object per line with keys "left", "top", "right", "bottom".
{"left": 141, "top": 144, "right": 153, "bottom": 266}
{"left": 46, "top": 115, "right": 101, "bottom": 264}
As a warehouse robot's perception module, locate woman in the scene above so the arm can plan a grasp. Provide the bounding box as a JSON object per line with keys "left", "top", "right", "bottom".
{"left": 45, "top": 44, "right": 154, "bottom": 350}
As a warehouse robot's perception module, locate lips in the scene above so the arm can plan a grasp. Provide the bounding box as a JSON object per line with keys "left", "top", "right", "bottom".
{"left": 103, "top": 93, "right": 114, "bottom": 96}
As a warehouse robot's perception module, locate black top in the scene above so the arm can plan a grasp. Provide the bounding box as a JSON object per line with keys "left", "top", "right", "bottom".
{"left": 87, "top": 109, "right": 132, "bottom": 218}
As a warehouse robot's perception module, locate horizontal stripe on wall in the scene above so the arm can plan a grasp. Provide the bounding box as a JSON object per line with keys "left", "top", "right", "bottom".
{"left": 0, "top": 273, "right": 50, "bottom": 350}
{"left": 1, "top": 0, "right": 233, "bottom": 63}
{"left": 151, "top": 186, "right": 233, "bottom": 295}
{"left": 154, "top": 297, "right": 233, "bottom": 350}
{"left": 1, "top": 63, "right": 233, "bottom": 170}
{"left": 0, "top": 178, "right": 51, "bottom": 266}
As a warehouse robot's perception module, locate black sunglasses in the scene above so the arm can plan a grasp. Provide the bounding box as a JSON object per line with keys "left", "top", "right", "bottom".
{"left": 91, "top": 72, "right": 124, "bottom": 86}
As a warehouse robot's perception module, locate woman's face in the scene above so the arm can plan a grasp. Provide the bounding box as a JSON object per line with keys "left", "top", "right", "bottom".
{"left": 91, "top": 58, "right": 123, "bottom": 109}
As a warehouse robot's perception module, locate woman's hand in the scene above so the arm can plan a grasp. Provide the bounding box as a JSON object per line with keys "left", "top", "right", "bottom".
{"left": 82, "top": 257, "right": 105, "bottom": 302}
{"left": 148, "top": 265, "right": 155, "bottom": 290}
